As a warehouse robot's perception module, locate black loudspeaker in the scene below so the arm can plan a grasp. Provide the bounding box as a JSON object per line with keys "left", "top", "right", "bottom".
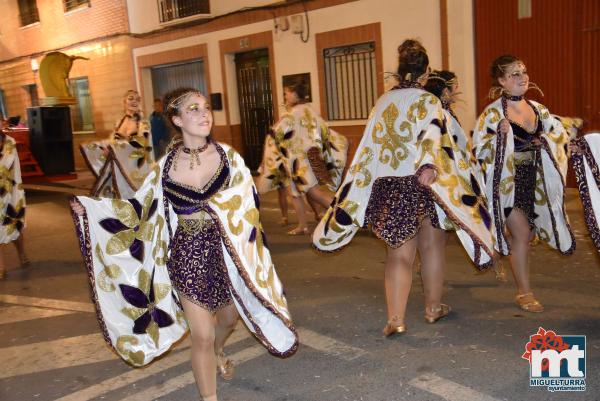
{"left": 210, "top": 93, "right": 223, "bottom": 111}
{"left": 26, "top": 106, "right": 75, "bottom": 175}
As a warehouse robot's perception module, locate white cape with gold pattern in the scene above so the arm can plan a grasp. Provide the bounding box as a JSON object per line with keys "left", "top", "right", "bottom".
{"left": 312, "top": 88, "right": 494, "bottom": 269}
{"left": 473, "top": 99, "right": 574, "bottom": 255}
{"left": 0, "top": 135, "right": 25, "bottom": 244}
{"left": 81, "top": 120, "right": 155, "bottom": 199}
{"left": 572, "top": 133, "right": 600, "bottom": 253}
{"left": 71, "top": 143, "right": 298, "bottom": 366}
{"left": 273, "top": 104, "right": 348, "bottom": 196}
{"left": 255, "top": 134, "right": 288, "bottom": 194}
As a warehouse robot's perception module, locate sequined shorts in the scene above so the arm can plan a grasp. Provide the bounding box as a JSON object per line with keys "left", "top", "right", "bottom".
{"left": 512, "top": 160, "right": 537, "bottom": 229}
{"left": 364, "top": 175, "right": 440, "bottom": 248}
{"left": 166, "top": 217, "right": 232, "bottom": 312}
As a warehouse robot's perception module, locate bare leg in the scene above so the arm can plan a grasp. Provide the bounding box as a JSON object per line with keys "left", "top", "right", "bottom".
{"left": 277, "top": 187, "right": 288, "bottom": 225}
{"left": 213, "top": 303, "right": 238, "bottom": 379}
{"left": 179, "top": 296, "right": 219, "bottom": 400}
{"left": 288, "top": 187, "right": 308, "bottom": 234}
{"left": 14, "top": 234, "right": 29, "bottom": 266}
{"left": 417, "top": 219, "right": 447, "bottom": 313}
{"left": 384, "top": 237, "right": 418, "bottom": 326}
{"left": 0, "top": 247, "right": 5, "bottom": 279}
{"left": 505, "top": 211, "right": 533, "bottom": 294}
{"left": 505, "top": 210, "right": 543, "bottom": 312}
{"left": 306, "top": 186, "right": 334, "bottom": 209}
{"left": 305, "top": 195, "right": 322, "bottom": 222}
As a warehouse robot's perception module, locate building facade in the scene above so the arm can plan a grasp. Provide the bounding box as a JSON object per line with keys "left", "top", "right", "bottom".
{"left": 1, "top": 0, "right": 596, "bottom": 172}
{"left": 0, "top": 0, "right": 477, "bottom": 169}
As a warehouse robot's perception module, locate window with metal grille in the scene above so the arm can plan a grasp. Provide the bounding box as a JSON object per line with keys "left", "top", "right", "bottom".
{"left": 323, "top": 42, "right": 377, "bottom": 121}
{"left": 63, "top": 0, "right": 90, "bottom": 12}
{"left": 158, "top": 0, "right": 210, "bottom": 23}
{"left": 18, "top": 0, "right": 39, "bottom": 26}
{"left": 69, "top": 77, "right": 95, "bottom": 132}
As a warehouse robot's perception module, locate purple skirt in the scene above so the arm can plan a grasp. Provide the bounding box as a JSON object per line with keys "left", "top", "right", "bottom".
{"left": 166, "top": 218, "right": 232, "bottom": 312}
{"left": 364, "top": 175, "right": 440, "bottom": 248}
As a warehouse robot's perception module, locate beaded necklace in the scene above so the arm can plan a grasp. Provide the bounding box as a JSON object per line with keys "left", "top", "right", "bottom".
{"left": 173, "top": 139, "right": 211, "bottom": 171}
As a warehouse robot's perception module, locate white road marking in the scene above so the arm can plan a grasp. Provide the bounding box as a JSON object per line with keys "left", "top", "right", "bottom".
{"left": 298, "top": 328, "right": 367, "bottom": 361}
{"left": 0, "top": 305, "right": 76, "bottom": 325}
{"left": 121, "top": 344, "right": 266, "bottom": 401}
{"left": 0, "top": 333, "right": 115, "bottom": 379}
{"left": 409, "top": 373, "right": 501, "bottom": 401}
{"left": 22, "top": 184, "right": 89, "bottom": 196}
{"left": 120, "top": 328, "right": 368, "bottom": 400}
{"left": 54, "top": 325, "right": 250, "bottom": 401}
{"left": 0, "top": 294, "right": 95, "bottom": 313}
{"left": 58, "top": 327, "right": 368, "bottom": 400}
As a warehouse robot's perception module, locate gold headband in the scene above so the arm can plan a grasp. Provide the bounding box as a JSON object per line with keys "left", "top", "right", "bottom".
{"left": 167, "top": 90, "right": 203, "bottom": 110}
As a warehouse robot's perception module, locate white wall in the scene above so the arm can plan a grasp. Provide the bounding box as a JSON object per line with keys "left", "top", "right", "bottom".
{"left": 133, "top": 0, "right": 477, "bottom": 128}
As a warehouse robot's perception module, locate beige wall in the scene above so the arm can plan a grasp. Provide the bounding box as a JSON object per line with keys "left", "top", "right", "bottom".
{"left": 0, "top": 0, "right": 129, "bottom": 61}
{"left": 446, "top": 0, "right": 477, "bottom": 130}
{"left": 133, "top": 0, "right": 448, "bottom": 127}
{"left": 0, "top": 0, "right": 478, "bottom": 168}
{"left": 127, "top": 0, "right": 280, "bottom": 34}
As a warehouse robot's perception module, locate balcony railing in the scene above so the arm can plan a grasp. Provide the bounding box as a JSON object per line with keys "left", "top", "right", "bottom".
{"left": 158, "top": 0, "right": 210, "bottom": 23}
{"left": 64, "top": 0, "right": 90, "bottom": 12}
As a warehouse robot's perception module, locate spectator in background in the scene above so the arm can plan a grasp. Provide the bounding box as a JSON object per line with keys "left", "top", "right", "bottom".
{"left": 150, "top": 98, "right": 169, "bottom": 159}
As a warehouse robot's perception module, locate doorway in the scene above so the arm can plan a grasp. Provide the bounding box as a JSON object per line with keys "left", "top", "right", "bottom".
{"left": 234, "top": 48, "right": 274, "bottom": 171}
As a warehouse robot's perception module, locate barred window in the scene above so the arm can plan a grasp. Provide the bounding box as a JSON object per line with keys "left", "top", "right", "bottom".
{"left": 63, "top": 0, "right": 90, "bottom": 12}
{"left": 158, "top": 0, "right": 210, "bottom": 23}
{"left": 323, "top": 42, "right": 377, "bottom": 121}
{"left": 18, "top": 0, "right": 39, "bottom": 26}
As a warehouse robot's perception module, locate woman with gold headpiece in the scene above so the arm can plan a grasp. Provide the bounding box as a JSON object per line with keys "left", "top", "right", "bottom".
{"left": 0, "top": 119, "right": 28, "bottom": 279}
{"left": 313, "top": 40, "right": 494, "bottom": 337}
{"left": 271, "top": 80, "right": 349, "bottom": 235}
{"left": 71, "top": 88, "right": 297, "bottom": 401}
{"left": 473, "top": 55, "right": 575, "bottom": 313}
{"left": 80, "top": 90, "right": 155, "bottom": 198}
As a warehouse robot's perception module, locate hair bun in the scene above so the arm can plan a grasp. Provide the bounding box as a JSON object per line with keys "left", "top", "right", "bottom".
{"left": 396, "top": 39, "right": 429, "bottom": 82}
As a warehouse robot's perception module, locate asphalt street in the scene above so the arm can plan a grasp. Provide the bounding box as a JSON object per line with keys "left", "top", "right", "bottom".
{"left": 0, "top": 184, "right": 598, "bottom": 401}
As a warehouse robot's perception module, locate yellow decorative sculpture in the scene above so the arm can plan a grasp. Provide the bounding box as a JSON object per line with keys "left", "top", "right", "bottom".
{"left": 39, "top": 52, "right": 88, "bottom": 106}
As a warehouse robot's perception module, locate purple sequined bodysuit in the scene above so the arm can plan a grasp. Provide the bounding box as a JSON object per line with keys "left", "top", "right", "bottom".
{"left": 163, "top": 143, "right": 233, "bottom": 312}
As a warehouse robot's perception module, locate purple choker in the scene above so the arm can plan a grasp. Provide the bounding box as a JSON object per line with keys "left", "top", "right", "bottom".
{"left": 503, "top": 94, "right": 524, "bottom": 101}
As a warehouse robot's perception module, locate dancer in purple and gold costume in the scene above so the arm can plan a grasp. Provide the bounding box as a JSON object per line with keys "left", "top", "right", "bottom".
{"left": 313, "top": 40, "right": 493, "bottom": 337}
{"left": 473, "top": 55, "right": 574, "bottom": 313}
{"left": 71, "top": 88, "right": 297, "bottom": 401}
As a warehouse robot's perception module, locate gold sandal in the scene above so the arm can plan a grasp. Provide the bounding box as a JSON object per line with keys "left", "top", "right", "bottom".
{"left": 279, "top": 217, "right": 289, "bottom": 227}
{"left": 287, "top": 227, "right": 309, "bottom": 236}
{"left": 217, "top": 352, "right": 235, "bottom": 381}
{"left": 383, "top": 316, "right": 406, "bottom": 337}
{"left": 424, "top": 304, "right": 451, "bottom": 324}
{"left": 515, "top": 293, "right": 544, "bottom": 313}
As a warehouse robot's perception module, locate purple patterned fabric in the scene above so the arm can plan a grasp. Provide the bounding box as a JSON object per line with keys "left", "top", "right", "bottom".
{"left": 364, "top": 175, "right": 440, "bottom": 248}
{"left": 166, "top": 219, "right": 232, "bottom": 312}
{"left": 512, "top": 161, "right": 537, "bottom": 229}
